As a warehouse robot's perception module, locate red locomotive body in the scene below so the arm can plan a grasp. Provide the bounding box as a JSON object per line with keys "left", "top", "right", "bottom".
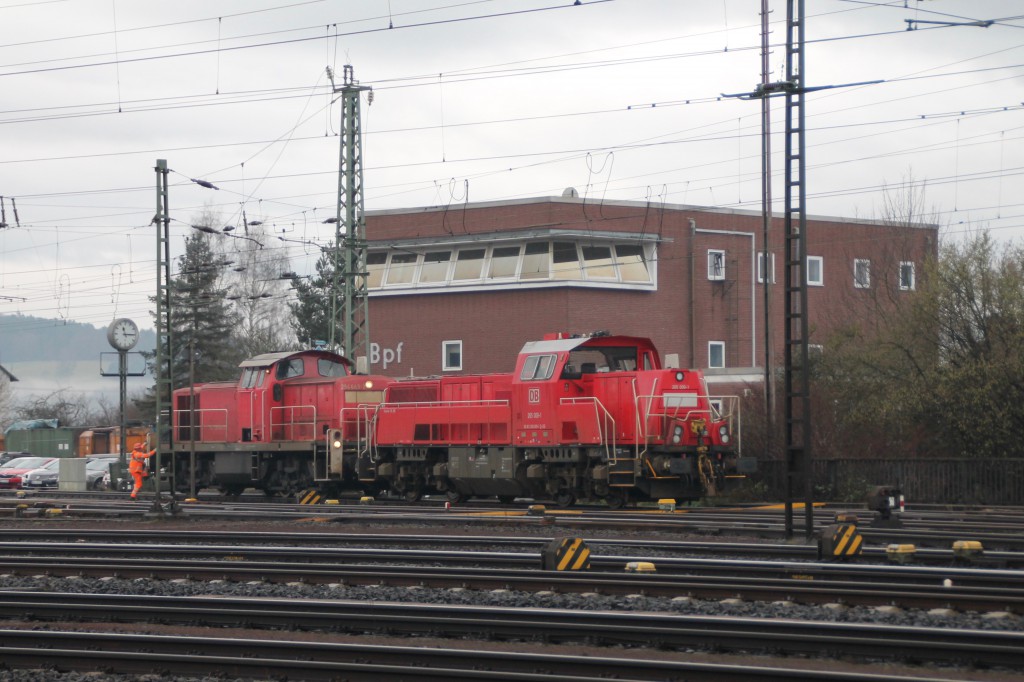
{"left": 358, "top": 332, "right": 747, "bottom": 506}
{"left": 170, "top": 349, "right": 390, "bottom": 496}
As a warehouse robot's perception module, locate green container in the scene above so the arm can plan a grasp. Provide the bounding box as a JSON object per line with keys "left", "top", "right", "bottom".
{"left": 6, "top": 427, "right": 83, "bottom": 458}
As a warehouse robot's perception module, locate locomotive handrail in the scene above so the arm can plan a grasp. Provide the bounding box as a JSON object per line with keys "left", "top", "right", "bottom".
{"left": 558, "top": 397, "right": 616, "bottom": 462}
{"left": 269, "top": 404, "right": 317, "bottom": 442}
{"left": 339, "top": 403, "right": 379, "bottom": 460}
{"left": 172, "top": 408, "right": 229, "bottom": 442}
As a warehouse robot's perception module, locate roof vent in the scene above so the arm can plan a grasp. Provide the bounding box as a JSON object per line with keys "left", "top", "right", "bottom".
{"left": 561, "top": 187, "right": 579, "bottom": 198}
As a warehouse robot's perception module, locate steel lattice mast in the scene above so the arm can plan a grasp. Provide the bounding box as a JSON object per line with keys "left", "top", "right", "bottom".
{"left": 329, "top": 65, "right": 372, "bottom": 363}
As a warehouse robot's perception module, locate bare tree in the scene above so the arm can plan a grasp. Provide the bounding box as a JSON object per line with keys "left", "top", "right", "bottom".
{"left": 15, "top": 389, "right": 92, "bottom": 426}
{"left": 219, "top": 223, "right": 294, "bottom": 356}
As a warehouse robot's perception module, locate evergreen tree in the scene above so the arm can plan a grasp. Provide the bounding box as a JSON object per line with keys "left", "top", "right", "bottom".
{"left": 172, "top": 231, "right": 244, "bottom": 385}
{"left": 288, "top": 243, "right": 335, "bottom": 349}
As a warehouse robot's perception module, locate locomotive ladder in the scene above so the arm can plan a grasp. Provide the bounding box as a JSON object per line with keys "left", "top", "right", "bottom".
{"left": 782, "top": 0, "right": 814, "bottom": 538}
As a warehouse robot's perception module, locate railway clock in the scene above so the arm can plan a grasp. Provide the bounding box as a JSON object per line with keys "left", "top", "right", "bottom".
{"left": 107, "top": 317, "right": 139, "bottom": 352}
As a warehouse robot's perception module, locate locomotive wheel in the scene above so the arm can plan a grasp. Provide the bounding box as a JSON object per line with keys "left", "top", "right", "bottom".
{"left": 403, "top": 488, "right": 423, "bottom": 503}
{"left": 605, "top": 491, "right": 627, "bottom": 509}
{"left": 554, "top": 491, "right": 576, "bottom": 508}
{"left": 223, "top": 485, "right": 245, "bottom": 498}
{"left": 446, "top": 490, "right": 467, "bottom": 504}
{"left": 497, "top": 495, "right": 516, "bottom": 504}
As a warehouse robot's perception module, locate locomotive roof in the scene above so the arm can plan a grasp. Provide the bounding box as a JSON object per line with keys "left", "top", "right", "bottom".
{"left": 238, "top": 349, "right": 353, "bottom": 368}
{"left": 519, "top": 334, "right": 656, "bottom": 355}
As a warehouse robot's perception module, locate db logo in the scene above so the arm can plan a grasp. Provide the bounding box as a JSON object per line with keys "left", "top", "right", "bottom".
{"left": 528, "top": 388, "right": 541, "bottom": 404}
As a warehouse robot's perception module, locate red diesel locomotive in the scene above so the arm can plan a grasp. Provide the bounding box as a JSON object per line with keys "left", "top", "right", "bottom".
{"left": 171, "top": 332, "right": 747, "bottom": 505}
{"left": 170, "top": 350, "right": 389, "bottom": 497}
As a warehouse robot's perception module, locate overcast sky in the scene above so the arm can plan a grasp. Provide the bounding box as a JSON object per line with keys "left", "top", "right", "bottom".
{"left": 1, "top": 0, "right": 1022, "bottom": 336}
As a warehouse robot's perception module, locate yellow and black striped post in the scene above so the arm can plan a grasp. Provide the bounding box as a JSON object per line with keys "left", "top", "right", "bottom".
{"left": 541, "top": 537, "right": 591, "bottom": 571}
{"left": 297, "top": 489, "right": 322, "bottom": 505}
{"left": 819, "top": 523, "right": 862, "bottom": 560}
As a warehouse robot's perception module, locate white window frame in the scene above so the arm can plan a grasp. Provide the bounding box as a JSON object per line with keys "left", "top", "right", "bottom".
{"left": 757, "top": 252, "right": 775, "bottom": 284}
{"left": 708, "top": 341, "right": 725, "bottom": 369}
{"left": 853, "top": 258, "right": 871, "bottom": 289}
{"left": 807, "top": 255, "right": 824, "bottom": 287}
{"left": 899, "top": 261, "right": 916, "bottom": 291}
{"left": 708, "top": 250, "right": 725, "bottom": 281}
{"left": 442, "top": 340, "right": 463, "bottom": 372}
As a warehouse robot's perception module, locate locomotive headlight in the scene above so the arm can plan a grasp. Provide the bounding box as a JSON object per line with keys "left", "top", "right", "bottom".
{"left": 675, "top": 371, "right": 684, "bottom": 382}
{"left": 719, "top": 425, "right": 730, "bottom": 444}
{"left": 672, "top": 424, "right": 683, "bottom": 444}
{"left": 364, "top": 380, "right": 374, "bottom": 389}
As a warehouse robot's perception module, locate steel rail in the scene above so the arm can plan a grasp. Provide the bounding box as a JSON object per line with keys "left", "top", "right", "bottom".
{"left": 0, "top": 628, "right": 949, "bottom": 682}
{"left": 0, "top": 595, "right": 1021, "bottom": 670}
{"left": 0, "top": 554, "right": 1021, "bottom": 612}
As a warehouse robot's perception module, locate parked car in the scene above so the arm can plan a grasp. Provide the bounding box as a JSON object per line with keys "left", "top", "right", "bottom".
{"left": 85, "top": 456, "right": 120, "bottom": 490}
{"left": 0, "top": 451, "right": 32, "bottom": 467}
{"left": 21, "top": 457, "right": 62, "bottom": 488}
{"left": 22, "top": 455, "right": 121, "bottom": 490}
{"left": 0, "top": 456, "right": 56, "bottom": 489}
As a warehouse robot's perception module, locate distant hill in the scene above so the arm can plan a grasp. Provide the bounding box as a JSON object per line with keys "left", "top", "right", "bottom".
{"left": 0, "top": 314, "right": 155, "bottom": 400}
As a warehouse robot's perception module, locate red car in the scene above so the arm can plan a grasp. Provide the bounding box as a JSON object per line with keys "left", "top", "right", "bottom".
{"left": 0, "top": 456, "right": 55, "bottom": 489}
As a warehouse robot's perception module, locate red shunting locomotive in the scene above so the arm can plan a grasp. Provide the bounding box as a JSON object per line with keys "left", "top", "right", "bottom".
{"left": 349, "top": 331, "right": 746, "bottom": 507}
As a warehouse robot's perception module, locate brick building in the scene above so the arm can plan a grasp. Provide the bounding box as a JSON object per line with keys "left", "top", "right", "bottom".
{"left": 362, "top": 194, "right": 937, "bottom": 391}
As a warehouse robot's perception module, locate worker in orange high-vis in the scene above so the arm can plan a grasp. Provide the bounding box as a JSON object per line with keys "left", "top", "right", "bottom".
{"left": 129, "top": 442, "right": 156, "bottom": 500}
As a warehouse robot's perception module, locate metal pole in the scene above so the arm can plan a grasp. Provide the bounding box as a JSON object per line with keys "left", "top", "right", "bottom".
{"left": 118, "top": 350, "right": 127, "bottom": 475}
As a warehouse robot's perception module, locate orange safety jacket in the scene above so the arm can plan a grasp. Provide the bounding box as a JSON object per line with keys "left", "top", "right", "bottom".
{"left": 129, "top": 449, "right": 156, "bottom": 474}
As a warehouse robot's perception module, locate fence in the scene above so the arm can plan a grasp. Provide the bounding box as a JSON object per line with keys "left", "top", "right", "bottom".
{"left": 754, "top": 459, "right": 1024, "bottom": 505}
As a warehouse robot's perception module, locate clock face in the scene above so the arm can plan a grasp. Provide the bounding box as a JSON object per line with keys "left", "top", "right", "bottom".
{"left": 108, "top": 318, "right": 139, "bottom": 351}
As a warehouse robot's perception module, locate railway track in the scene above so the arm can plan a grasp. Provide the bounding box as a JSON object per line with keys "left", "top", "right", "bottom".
{"left": 1, "top": 591, "right": 1022, "bottom": 668}
{"left": 1, "top": 544, "right": 1022, "bottom": 612}
{"left": 0, "top": 628, "right": 952, "bottom": 682}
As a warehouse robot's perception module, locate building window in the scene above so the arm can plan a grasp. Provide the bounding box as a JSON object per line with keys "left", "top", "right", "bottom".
{"left": 708, "top": 250, "right": 725, "bottom": 281}
{"left": 442, "top": 340, "right": 462, "bottom": 371}
{"left": 386, "top": 253, "right": 417, "bottom": 285}
{"left": 551, "top": 241, "right": 582, "bottom": 280}
{"left": 419, "top": 251, "right": 452, "bottom": 283}
{"left": 854, "top": 259, "right": 871, "bottom": 288}
{"left": 807, "top": 256, "right": 823, "bottom": 286}
{"left": 616, "top": 244, "right": 650, "bottom": 282}
{"left": 520, "top": 242, "right": 550, "bottom": 280}
{"left": 899, "top": 261, "right": 916, "bottom": 290}
{"left": 452, "top": 248, "right": 485, "bottom": 280}
{"left": 708, "top": 341, "right": 725, "bottom": 369}
{"left": 365, "top": 252, "right": 387, "bottom": 288}
{"left": 757, "top": 250, "right": 770, "bottom": 282}
{"left": 581, "top": 244, "right": 616, "bottom": 279}
{"left": 487, "top": 245, "right": 521, "bottom": 279}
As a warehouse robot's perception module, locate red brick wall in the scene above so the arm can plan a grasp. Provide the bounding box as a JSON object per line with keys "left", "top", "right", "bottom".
{"left": 363, "top": 198, "right": 937, "bottom": 376}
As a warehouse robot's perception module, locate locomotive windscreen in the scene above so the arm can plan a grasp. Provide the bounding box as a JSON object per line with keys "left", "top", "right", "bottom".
{"left": 568, "top": 346, "right": 640, "bottom": 372}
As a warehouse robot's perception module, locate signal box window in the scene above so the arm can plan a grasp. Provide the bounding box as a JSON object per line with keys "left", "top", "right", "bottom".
{"left": 420, "top": 251, "right": 452, "bottom": 283}
{"left": 854, "top": 259, "right": 871, "bottom": 288}
{"left": 899, "top": 261, "right": 916, "bottom": 290}
{"left": 551, "top": 241, "right": 582, "bottom": 280}
{"left": 442, "top": 340, "right": 463, "bottom": 372}
{"left": 807, "top": 256, "right": 824, "bottom": 286}
{"left": 708, "top": 250, "right": 725, "bottom": 281}
{"left": 488, "top": 246, "right": 521, "bottom": 279}
{"left": 386, "top": 253, "right": 417, "bottom": 285}
{"left": 616, "top": 244, "right": 650, "bottom": 283}
{"left": 453, "top": 249, "right": 485, "bottom": 280}
{"left": 708, "top": 341, "right": 725, "bottom": 369}
{"left": 581, "top": 245, "right": 616, "bottom": 279}
{"left": 521, "top": 242, "right": 550, "bottom": 280}
{"left": 520, "top": 354, "right": 557, "bottom": 381}
{"left": 366, "top": 252, "right": 387, "bottom": 288}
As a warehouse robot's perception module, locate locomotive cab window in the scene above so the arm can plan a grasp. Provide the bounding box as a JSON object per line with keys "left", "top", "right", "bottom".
{"left": 520, "top": 354, "right": 557, "bottom": 381}
{"left": 317, "top": 358, "right": 348, "bottom": 378}
{"left": 277, "top": 358, "right": 305, "bottom": 379}
{"left": 239, "top": 368, "right": 268, "bottom": 388}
